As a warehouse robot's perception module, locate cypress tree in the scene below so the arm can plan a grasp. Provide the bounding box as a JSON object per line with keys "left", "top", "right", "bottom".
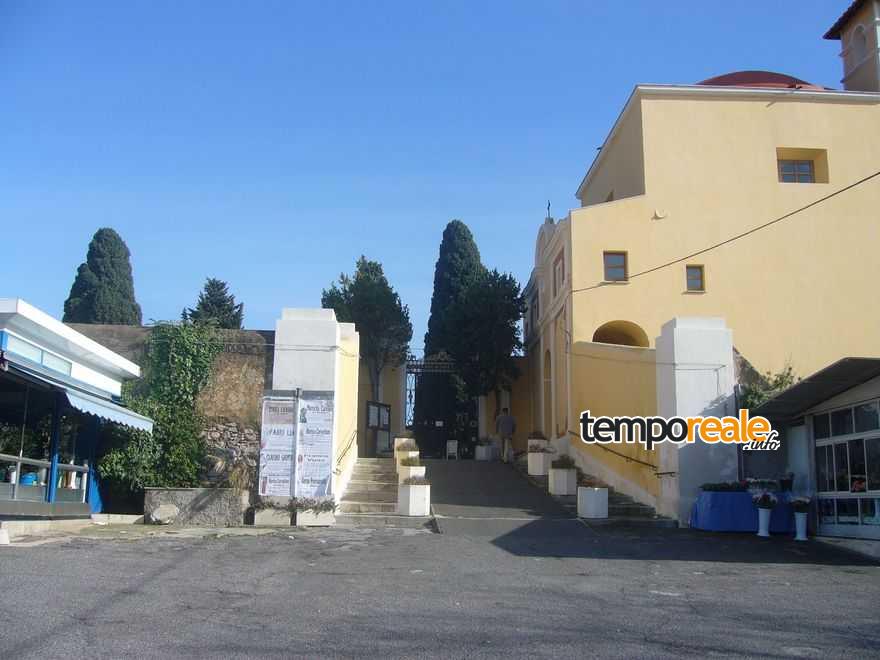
{"left": 63, "top": 228, "right": 142, "bottom": 325}
{"left": 424, "top": 220, "right": 484, "bottom": 355}
{"left": 182, "top": 278, "right": 244, "bottom": 329}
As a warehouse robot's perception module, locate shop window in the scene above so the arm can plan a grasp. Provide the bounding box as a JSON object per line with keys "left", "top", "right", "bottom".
{"left": 866, "top": 438, "right": 880, "bottom": 491}
{"left": 603, "top": 252, "right": 628, "bottom": 282}
{"left": 834, "top": 442, "right": 850, "bottom": 492}
{"left": 854, "top": 402, "right": 879, "bottom": 432}
{"left": 818, "top": 498, "right": 836, "bottom": 524}
{"left": 837, "top": 498, "right": 860, "bottom": 524}
{"left": 861, "top": 498, "right": 880, "bottom": 526}
{"left": 814, "top": 413, "right": 830, "bottom": 439}
{"left": 816, "top": 445, "right": 833, "bottom": 492}
{"left": 849, "top": 438, "right": 867, "bottom": 492}
{"left": 832, "top": 408, "right": 853, "bottom": 436}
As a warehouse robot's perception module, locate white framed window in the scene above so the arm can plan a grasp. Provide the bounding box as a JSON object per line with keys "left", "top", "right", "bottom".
{"left": 813, "top": 399, "right": 880, "bottom": 539}
{"left": 6, "top": 334, "right": 72, "bottom": 376}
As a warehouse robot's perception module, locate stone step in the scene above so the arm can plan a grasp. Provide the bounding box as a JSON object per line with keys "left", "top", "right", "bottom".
{"left": 345, "top": 480, "right": 398, "bottom": 491}
{"left": 338, "top": 500, "right": 397, "bottom": 514}
{"left": 341, "top": 490, "right": 397, "bottom": 504}
{"left": 335, "top": 513, "right": 437, "bottom": 531}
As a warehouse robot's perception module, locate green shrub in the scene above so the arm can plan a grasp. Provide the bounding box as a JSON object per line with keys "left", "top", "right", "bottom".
{"left": 402, "top": 476, "right": 430, "bottom": 486}
{"left": 400, "top": 456, "right": 422, "bottom": 467}
{"left": 551, "top": 455, "right": 576, "bottom": 470}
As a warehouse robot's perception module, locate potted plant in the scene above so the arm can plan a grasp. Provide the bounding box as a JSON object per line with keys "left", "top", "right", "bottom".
{"left": 527, "top": 443, "right": 553, "bottom": 476}
{"left": 294, "top": 497, "right": 337, "bottom": 527}
{"left": 398, "top": 456, "right": 426, "bottom": 485}
{"left": 791, "top": 496, "right": 810, "bottom": 541}
{"left": 395, "top": 440, "right": 420, "bottom": 472}
{"left": 753, "top": 491, "right": 777, "bottom": 537}
{"left": 252, "top": 497, "right": 294, "bottom": 526}
{"left": 527, "top": 431, "right": 548, "bottom": 452}
{"left": 779, "top": 472, "right": 794, "bottom": 492}
{"left": 398, "top": 476, "right": 431, "bottom": 516}
{"left": 475, "top": 438, "right": 493, "bottom": 462}
{"left": 549, "top": 455, "right": 578, "bottom": 495}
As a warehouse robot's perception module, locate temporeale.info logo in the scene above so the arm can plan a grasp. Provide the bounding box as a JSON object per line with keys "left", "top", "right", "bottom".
{"left": 579, "top": 410, "right": 780, "bottom": 451}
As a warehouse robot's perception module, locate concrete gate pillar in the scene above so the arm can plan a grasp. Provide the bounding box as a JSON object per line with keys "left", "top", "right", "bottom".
{"left": 655, "top": 317, "right": 738, "bottom": 524}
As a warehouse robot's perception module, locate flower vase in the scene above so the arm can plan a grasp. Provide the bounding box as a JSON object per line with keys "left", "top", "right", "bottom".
{"left": 757, "top": 507, "right": 771, "bottom": 537}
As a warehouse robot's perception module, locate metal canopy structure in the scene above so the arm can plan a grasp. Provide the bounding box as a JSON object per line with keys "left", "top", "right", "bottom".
{"left": 753, "top": 357, "right": 880, "bottom": 422}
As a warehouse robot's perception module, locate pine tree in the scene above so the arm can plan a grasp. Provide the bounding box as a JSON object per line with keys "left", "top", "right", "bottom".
{"left": 424, "top": 220, "right": 484, "bottom": 355}
{"left": 182, "top": 278, "right": 244, "bottom": 329}
{"left": 63, "top": 228, "right": 142, "bottom": 325}
{"left": 322, "top": 257, "right": 412, "bottom": 401}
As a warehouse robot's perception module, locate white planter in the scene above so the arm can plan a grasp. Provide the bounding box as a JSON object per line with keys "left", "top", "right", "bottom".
{"left": 527, "top": 451, "right": 552, "bottom": 476}
{"left": 295, "top": 510, "right": 336, "bottom": 527}
{"left": 549, "top": 468, "right": 577, "bottom": 496}
{"left": 398, "top": 464, "right": 426, "bottom": 485}
{"left": 446, "top": 440, "right": 459, "bottom": 459}
{"left": 398, "top": 484, "right": 430, "bottom": 516}
{"left": 577, "top": 487, "right": 608, "bottom": 519}
{"left": 393, "top": 437, "right": 413, "bottom": 452}
{"left": 527, "top": 438, "right": 548, "bottom": 452}
{"left": 475, "top": 445, "right": 493, "bottom": 461}
{"left": 395, "top": 450, "right": 420, "bottom": 472}
{"left": 254, "top": 508, "right": 293, "bottom": 526}
{"left": 794, "top": 511, "right": 808, "bottom": 541}
{"left": 757, "top": 507, "right": 771, "bottom": 537}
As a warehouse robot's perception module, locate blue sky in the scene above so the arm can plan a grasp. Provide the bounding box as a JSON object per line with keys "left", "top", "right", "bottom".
{"left": 0, "top": 1, "right": 845, "bottom": 349}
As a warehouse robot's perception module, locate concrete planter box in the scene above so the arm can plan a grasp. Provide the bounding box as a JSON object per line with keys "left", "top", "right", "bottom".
{"left": 577, "top": 487, "right": 608, "bottom": 519}
{"left": 398, "top": 484, "right": 430, "bottom": 516}
{"left": 474, "top": 445, "right": 493, "bottom": 461}
{"left": 398, "top": 464, "right": 426, "bottom": 484}
{"left": 295, "top": 510, "right": 336, "bottom": 527}
{"left": 144, "top": 487, "right": 248, "bottom": 527}
{"left": 549, "top": 468, "right": 577, "bottom": 495}
{"left": 527, "top": 451, "right": 552, "bottom": 476}
{"left": 253, "top": 507, "right": 293, "bottom": 526}
{"left": 528, "top": 437, "right": 548, "bottom": 451}
{"left": 393, "top": 436, "right": 414, "bottom": 452}
{"left": 396, "top": 450, "right": 420, "bottom": 472}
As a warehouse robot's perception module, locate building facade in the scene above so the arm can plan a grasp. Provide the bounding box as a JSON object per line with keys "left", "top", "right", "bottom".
{"left": 518, "top": 4, "right": 880, "bottom": 516}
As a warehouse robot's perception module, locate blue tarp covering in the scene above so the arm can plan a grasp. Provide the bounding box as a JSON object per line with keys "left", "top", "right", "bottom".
{"left": 690, "top": 491, "right": 795, "bottom": 533}
{"left": 65, "top": 390, "right": 153, "bottom": 433}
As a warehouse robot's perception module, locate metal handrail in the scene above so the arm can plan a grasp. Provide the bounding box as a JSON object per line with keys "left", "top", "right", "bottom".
{"left": 0, "top": 452, "right": 51, "bottom": 469}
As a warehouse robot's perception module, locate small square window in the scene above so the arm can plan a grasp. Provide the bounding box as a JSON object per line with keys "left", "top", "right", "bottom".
{"left": 685, "top": 265, "right": 705, "bottom": 291}
{"left": 603, "top": 252, "right": 627, "bottom": 282}
{"left": 778, "top": 159, "right": 815, "bottom": 183}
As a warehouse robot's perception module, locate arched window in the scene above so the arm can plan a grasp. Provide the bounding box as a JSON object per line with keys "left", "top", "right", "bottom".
{"left": 592, "top": 320, "right": 650, "bottom": 348}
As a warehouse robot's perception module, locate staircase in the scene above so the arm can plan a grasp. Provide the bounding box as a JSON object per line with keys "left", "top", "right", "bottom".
{"left": 338, "top": 458, "right": 398, "bottom": 514}
{"left": 515, "top": 455, "right": 677, "bottom": 527}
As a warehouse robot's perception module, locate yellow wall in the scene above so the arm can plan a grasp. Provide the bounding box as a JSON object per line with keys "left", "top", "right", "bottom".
{"left": 568, "top": 341, "right": 659, "bottom": 499}
{"left": 356, "top": 359, "right": 406, "bottom": 454}
{"left": 334, "top": 331, "right": 360, "bottom": 498}
{"left": 500, "top": 355, "right": 534, "bottom": 454}
{"left": 569, "top": 90, "right": 880, "bottom": 379}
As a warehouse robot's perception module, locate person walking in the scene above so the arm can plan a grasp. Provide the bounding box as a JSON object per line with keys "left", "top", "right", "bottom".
{"left": 495, "top": 407, "right": 517, "bottom": 464}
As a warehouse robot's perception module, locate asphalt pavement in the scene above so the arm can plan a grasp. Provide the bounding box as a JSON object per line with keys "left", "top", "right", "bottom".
{"left": 1, "top": 461, "right": 878, "bottom": 659}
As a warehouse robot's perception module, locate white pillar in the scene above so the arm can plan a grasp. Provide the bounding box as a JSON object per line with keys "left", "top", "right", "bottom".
{"left": 655, "top": 317, "right": 737, "bottom": 524}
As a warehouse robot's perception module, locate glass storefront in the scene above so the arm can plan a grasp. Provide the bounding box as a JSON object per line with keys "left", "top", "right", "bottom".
{"left": 813, "top": 400, "right": 880, "bottom": 539}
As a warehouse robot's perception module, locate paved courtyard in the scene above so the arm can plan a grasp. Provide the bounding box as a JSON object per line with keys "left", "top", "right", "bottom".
{"left": 1, "top": 462, "right": 879, "bottom": 659}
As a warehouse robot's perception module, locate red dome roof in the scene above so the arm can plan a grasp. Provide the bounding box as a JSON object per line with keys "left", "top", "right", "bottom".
{"left": 697, "top": 70, "right": 824, "bottom": 90}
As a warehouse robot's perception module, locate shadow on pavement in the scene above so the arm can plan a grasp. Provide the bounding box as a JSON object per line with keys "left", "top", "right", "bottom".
{"left": 491, "top": 518, "right": 880, "bottom": 566}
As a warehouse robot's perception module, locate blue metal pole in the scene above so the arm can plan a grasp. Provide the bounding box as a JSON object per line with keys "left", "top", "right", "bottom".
{"left": 46, "top": 390, "right": 63, "bottom": 504}
{"left": 86, "top": 416, "right": 102, "bottom": 513}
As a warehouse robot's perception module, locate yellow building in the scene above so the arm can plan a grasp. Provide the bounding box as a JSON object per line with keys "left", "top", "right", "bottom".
{"left": 520, "top": 3, "right": 880, "bottom": 508}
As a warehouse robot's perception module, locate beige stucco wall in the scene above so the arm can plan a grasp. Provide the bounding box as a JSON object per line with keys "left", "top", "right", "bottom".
{"left": 568, "top": 341, "right": 659, "bottom": 501}
{"left": 569, "top": 90, "right": 880, "bottom": 379}
{"left": 333, "top": 328, "right": 360, "bottom": 501}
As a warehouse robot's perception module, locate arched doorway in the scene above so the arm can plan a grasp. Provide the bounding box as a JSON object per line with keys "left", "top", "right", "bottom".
{"left": 543, "top": 349, "right": 552, "bottom": 439}
{"left": 592, "top": 320, "right": 650, "bottom": 347}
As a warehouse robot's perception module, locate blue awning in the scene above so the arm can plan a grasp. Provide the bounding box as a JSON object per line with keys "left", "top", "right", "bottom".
{"left": 65, "top": 390, "right": 154, "bottom": 433}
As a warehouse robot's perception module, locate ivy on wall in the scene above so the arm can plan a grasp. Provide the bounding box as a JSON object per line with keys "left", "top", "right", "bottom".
{"left": 99, "top": 321, "right": 221, "bottom": 492}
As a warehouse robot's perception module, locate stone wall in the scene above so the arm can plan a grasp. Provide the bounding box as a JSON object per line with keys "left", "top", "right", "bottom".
{"left": 201, "top": 420, "right": 260, "bottom": 484}
{"left": 143, "top": 487, "right": 248, "bottom": 526}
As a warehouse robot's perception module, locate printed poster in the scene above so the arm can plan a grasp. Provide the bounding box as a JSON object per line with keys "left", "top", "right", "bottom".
{"left": 258, "top": 395, "right": 297, "bottom": 497}
{"left": 294, "top": 390, "right": 335, "bottom": 499}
